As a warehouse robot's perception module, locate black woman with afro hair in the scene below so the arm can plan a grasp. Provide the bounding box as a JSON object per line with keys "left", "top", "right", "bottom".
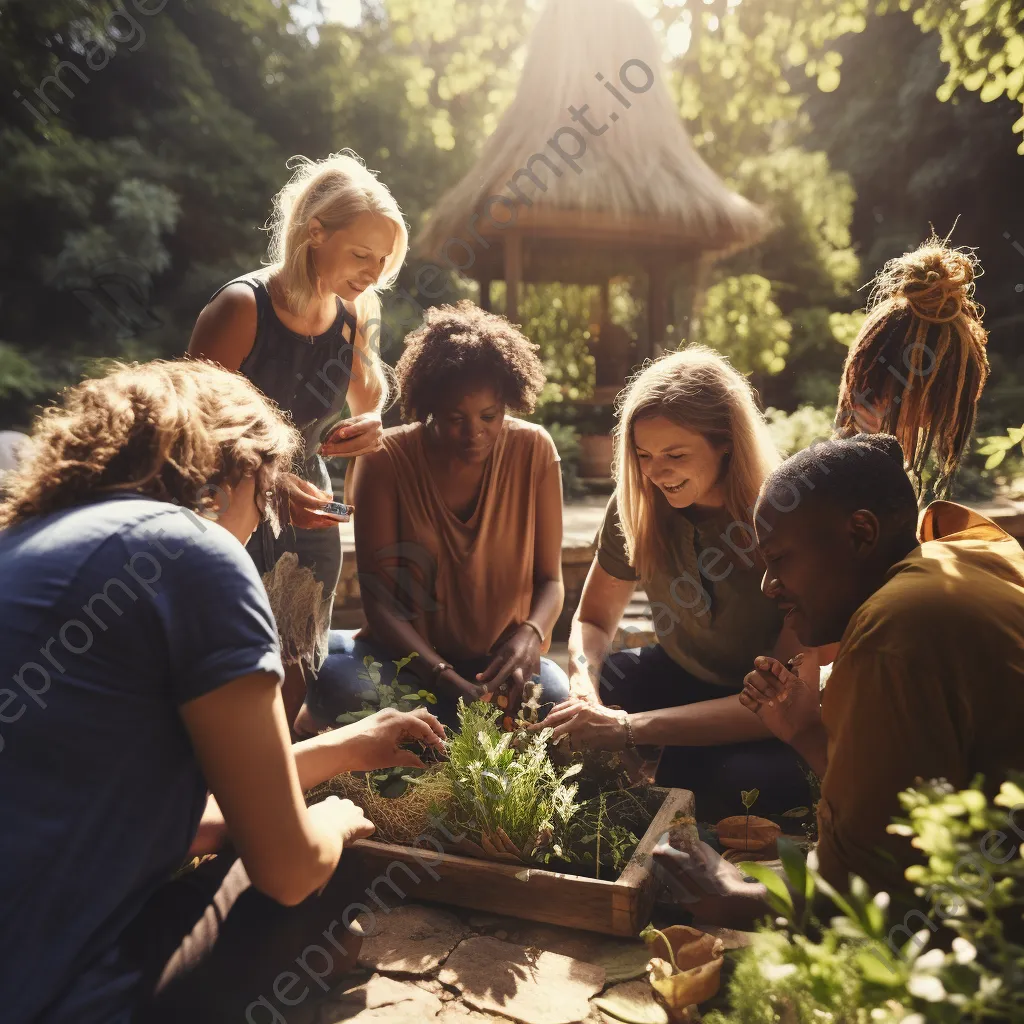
{"left": 297, "top": 300, "right": 569, "bottom": 733}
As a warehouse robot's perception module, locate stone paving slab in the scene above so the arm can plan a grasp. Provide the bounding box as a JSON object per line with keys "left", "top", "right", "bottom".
{"left": 439, "top": 935, "right": 606, "bottom": 1024}
{"left": 354, "top": 904, "right": 469, "bottom": 975}
{"left": 317, "top": 973, "right": 442, "bottom": 1024}
{"left": 307, "top": 901, "right": 756, "bottom": 1024}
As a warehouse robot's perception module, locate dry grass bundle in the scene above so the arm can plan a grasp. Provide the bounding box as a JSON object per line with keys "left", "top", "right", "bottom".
{"left": 306, "top": 767, "right": 452, "bottom": 846}
{"left": 417, "top": 0, "right": 766, "bottom": 257}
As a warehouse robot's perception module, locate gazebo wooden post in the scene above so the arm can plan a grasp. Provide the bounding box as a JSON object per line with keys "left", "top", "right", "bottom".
{"left": 647, "top": 265, "right": 669, "bottom": 358}
{"left": 504, "top": 233, "right": 523, "bottom": 324}
{"left": 478, "top": 278, "right": 492, "bottom": 312}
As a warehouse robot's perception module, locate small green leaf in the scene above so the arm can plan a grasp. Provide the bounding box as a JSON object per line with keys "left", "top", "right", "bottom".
{"left": 985, "top": 450, "right": 1006, "bottom": 470}
{"left": 738, "top": 862, "right": 794, "bottom": 919}
{"left": 782, "top": 806, "right": 811, "bottom": 817}
{"left": 358, "top": 691, "right": 378, "bottom": 702}
{"left": 856, "top": 944, "right": 903, "bottom": 986}
{"left": 740, "top": 788, "right": 760, "bottom": 810}
{"left": 777, "top": 836, "right": 812, "bottom": 902}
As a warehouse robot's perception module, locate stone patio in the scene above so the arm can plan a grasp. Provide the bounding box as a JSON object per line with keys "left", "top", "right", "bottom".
{"left": 277, "top": 899, "right": 758, "bottom": 1023}
{"left": 278, "top": 900, "right": 697, "bottom": 1024}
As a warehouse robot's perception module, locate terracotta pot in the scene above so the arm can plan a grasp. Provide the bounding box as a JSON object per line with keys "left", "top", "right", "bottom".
{"left": 716, "top": 815, "right": 781, "bottom": 853}
{"left": 579, "top": 433, "right": 614, "bottom": 479}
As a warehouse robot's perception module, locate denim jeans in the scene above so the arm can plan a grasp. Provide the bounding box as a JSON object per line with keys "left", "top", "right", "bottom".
{"left": 306, "top": 629, "right": 570, "bottom": 729}
{"left": 602, "top": 643, "right": 812, "bottom": 822}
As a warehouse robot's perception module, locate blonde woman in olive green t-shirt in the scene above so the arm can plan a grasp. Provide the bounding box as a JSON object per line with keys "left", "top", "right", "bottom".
{"left": 541, "top": 347, "right": 817, "bottom": 820}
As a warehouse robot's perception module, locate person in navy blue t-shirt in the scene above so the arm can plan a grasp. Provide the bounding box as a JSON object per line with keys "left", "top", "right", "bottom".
{"left": 0, "top": 360, "right": 444, "bottom": 1024}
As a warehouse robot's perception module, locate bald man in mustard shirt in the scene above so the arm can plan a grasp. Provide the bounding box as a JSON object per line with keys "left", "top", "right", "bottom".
{"left": 653, "top": 434, "right": 1024, "bottom": 920}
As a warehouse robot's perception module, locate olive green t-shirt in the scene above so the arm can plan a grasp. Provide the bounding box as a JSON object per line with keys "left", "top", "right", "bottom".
{"left": 596, "top": 495, "right": 783, "bottom": 688}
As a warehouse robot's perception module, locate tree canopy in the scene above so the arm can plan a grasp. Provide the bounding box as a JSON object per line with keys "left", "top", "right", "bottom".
{"left": 0, "top": 0, "right": 1021, "bottom": 498}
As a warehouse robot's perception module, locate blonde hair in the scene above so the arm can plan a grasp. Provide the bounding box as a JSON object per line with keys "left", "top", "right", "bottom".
{"left": 0, "top": 359, "right": 300, "bottom": 529}
{"left": 267, "top": 151, "right": 409, "bottom": 408}
{"left": 613, "top": 346, "right": 780, "bottom": 581}
{"left": 836, "top": 237, "right": 989, "bottom": 498}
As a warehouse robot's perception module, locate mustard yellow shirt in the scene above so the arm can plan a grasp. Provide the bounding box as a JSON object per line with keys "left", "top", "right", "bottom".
{"left": 817, "top": 501, "right": 1024, "bottom": 896}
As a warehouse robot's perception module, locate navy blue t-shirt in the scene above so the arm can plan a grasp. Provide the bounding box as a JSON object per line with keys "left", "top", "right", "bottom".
{"left": 0, "top": 495, "right": 283, "bottom": 1023}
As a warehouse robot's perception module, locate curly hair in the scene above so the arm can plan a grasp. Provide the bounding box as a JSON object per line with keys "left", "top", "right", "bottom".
{"left": 395, "top": 300, "right": 546, "bottom": 422}
{"left": 0, "top": 359, "right": 300, "bottom": 529}
{"left": 835, "top": 236, "right": 990, "bottom": 499}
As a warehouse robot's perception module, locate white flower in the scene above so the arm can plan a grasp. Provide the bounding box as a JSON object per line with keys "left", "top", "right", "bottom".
{"left": 979, "top": 975, "right": 1003, "bottom": 999}
{"left": 952, "top": 937, "right": 977, "bottom": 964}
{"left": 762, "top": 963, "right": 798, "bottom": 982}
{"left": 907, "top": 974, "right": 947, "bottom": 1002}
{"left": 913, "top": 948, "right": 946, "bottom": 972}
{"left": 873, "top": 891, "right": 891, "bottom": 911}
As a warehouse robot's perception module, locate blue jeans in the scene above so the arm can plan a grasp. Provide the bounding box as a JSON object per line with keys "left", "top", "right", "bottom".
{"left": 602, "top": 644, "right": 812, "bottom": 823}
{"left": 306, "top": 629, "right": 570, "bottom": 729}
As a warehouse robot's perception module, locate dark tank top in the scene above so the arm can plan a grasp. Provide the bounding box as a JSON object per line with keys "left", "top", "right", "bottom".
{"left": 210, "top": 273, "right": 357, "bottom": 490}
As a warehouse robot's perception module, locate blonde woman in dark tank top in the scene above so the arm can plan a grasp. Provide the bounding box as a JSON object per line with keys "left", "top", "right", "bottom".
{"left": 300, "top": 301, "right": 570, "bottom": 729}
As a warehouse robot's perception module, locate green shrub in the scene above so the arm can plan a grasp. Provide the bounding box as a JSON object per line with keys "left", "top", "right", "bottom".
{"left": 706, "top": 775, "right": 1024, "bottom": 1023}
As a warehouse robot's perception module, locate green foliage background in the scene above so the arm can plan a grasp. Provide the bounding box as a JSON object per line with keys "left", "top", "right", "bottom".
{"left": 0, "top": 0, "right": 1020, "bottom": 494}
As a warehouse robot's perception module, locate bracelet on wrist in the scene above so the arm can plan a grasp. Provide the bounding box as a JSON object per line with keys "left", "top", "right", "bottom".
{"left": 521, "top": 619, "right": 545, "bottom": 645}
{"left": 620, "top": 711, "right": 637, "bottom": 749}
{"left": 431, "top": 660, "right": 451, "bottom": 684}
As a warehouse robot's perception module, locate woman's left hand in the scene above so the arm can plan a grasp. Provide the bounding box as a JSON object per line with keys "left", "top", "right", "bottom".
{"left": 334, "top": 707, "right": 446, "bottom": 770}
{"left": 320, "top": 412, "right": 383, "bottom": 458}
{"left": 531, "top": 698, "right": 630, "bottom": 751}
{"left": 476, "top": 625, "right": 542, "bottom": 711}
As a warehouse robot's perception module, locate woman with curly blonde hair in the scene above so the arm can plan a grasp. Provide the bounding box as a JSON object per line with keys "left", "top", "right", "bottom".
{"left": 540, "top": 347, "right": 814, "bottom": 820}
{"left": 0, "top": 360, "right": 443, "bottom": 1023}
{"left": 189, "top": 150, "right": 409, "bottom": 730}
{"left": 835, "top": 236, "right": 990, "bottom": 498}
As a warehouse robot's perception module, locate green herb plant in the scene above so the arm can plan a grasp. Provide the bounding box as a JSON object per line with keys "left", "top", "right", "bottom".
{"left": 439, "top": 699, "right": 583, "bottom": 858}
{"left": 704, "top": 774, "right": 1024, "bottom": 1024}
{"left": 337, "top": 652, "right": 436, "bottom": 796}
{"left": 740, "top": 787, "right": 760, "bottom": 851}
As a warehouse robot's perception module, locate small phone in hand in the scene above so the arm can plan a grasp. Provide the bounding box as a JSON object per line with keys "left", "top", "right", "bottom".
{"left": 317, "top": 501, "right": 354, "bottom": 521}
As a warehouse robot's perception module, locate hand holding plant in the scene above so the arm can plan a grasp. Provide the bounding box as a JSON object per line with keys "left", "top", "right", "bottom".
{"left": 332, "top": 707, "right": 446, "bottom": 771}
{"left": 476, "top": 624, "right": 543, "bottom": 711}
{"left": 532, "top": 697, "right": 632, "bottom": 751}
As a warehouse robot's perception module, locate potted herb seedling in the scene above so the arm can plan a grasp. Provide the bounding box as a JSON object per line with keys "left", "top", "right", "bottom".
{"left": 716, "top": 788, "right": 781, "bottom": 860}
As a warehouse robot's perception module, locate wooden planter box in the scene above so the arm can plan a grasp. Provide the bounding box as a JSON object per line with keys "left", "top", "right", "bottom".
{"left": 346, "top": 786, "right": 693, "bottom": 937}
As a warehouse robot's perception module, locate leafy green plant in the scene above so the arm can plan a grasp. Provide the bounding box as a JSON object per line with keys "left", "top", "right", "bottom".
{"left": 544, "top": 421, "right": 586, "bottom": 499}
{"left": 741, "top": 787, "right": 760, "bottom": 851}
{"left": 977, "top": 424, "right": 1024, "bottom": 471}
{"left": 705, "top": 774, "right": 1024, "bottom": 1023}
{"left": 335, "top": 652, "right": 435, "bottom": 726}
{"left": 440, "top": 699, "right": 583, "bottom": 856}
{"left": 764, "top": 404, "right": 835, "bottom": 457}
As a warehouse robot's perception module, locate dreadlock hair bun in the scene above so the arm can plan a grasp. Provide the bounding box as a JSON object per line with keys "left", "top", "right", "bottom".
{"left": 871, "top": 239, "right": 980, "bottom": 325}
{"left": 835, "top": 235, "right": 990, "bottom": 500}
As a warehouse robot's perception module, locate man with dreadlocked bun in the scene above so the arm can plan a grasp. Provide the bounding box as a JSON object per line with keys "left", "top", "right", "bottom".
{"left": 835, "top": 236, "right": 990, "bottom": 499}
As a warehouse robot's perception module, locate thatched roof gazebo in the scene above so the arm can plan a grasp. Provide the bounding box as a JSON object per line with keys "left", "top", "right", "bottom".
{"left": 416, "top": 0, "right": 768, "bottom": 374}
